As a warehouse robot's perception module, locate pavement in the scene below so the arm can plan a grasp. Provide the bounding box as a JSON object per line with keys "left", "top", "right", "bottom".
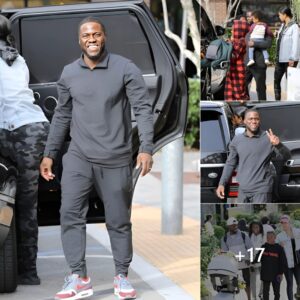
{"left": 129, "top": 149, "right": 200, "bottom": 299}
{"left": 3, "top": 150, "right": 200, "bottom": 300}
{"left": 249, "top": 66, "right": 287, "bottom": 101}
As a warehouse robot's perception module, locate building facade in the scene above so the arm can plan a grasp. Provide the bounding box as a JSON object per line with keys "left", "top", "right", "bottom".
{"left": 203, "top": 0, "right": 290, "bottom": 26}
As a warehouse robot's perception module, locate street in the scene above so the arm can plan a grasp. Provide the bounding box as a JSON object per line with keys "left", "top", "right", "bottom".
{"left": 2, "top": 151, "right": 200, "bottom": 300}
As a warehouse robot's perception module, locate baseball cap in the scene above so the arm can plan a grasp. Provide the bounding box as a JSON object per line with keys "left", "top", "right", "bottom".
{"left": 280, "top": 215, "right": 290, "bottom": 223}
{"left": 227, "top": 217, "right": 238, "bottom": 226}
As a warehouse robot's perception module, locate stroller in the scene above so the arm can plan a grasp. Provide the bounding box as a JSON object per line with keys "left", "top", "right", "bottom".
{"left": 207, "top": 253, "right": 241, "bottom": 300}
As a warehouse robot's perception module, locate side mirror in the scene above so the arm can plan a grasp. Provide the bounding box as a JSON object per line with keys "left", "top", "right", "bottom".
{"left": 215, "top": 25, "right": 225, "bottom": 36}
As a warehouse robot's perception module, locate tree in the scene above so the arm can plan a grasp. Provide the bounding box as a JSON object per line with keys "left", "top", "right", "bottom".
{"left": 291, "top": 0, "right": 300, "bottom": 22}
{"left": 202, "top": 0, "right": 242, "bottom": 27}
{"left": 224, "top": 0, "right": 242, "bottom": 27}
{"left": 161, "top": 0, "right": 200, "bottom": 77}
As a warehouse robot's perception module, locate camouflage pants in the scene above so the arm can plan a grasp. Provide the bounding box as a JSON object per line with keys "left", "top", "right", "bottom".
{"left": 0, "top": 122, "right": 49, "bottom": 275}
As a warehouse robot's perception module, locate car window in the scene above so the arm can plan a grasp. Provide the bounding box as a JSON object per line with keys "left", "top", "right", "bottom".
{"left": 257, "top": 105, "right": 300, "bottom": 142}
{"left": 201, "top": 110, "right": 227, "bottom": 153}
{"left": 200, "top": 6, "right": 216, "bottom": 42}
{"left": 16, "top": 11, "right": 155, "bottom": 84}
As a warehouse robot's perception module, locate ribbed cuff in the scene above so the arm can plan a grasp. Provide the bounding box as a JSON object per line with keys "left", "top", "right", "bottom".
{"left": 43, "top": 150, "right": 58, "bottom": 160}
{"left": 138, "top": 144, "right": 153, "bottom": 155}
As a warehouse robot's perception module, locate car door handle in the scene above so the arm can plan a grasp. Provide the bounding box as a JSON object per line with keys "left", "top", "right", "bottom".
{"left": 200, "top": 163, "right": 225, "bottom": 168}
{"left": 284, "top": 184, "right": 300, "bottom": 187}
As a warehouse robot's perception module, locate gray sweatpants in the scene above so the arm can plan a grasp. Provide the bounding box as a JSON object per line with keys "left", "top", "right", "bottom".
{"left": 60, "top": 149, "right": 133, "bottom": 277}
{"left": 238, "top": 189, "right": 272, "bottom": 203}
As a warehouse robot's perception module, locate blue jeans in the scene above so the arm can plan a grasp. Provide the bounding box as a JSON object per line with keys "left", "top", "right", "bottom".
{"left": 249, "top": 38, "right": 269, "bottom": 60}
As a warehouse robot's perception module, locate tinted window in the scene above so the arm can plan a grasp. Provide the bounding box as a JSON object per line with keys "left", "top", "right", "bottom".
{"left": 201, "top": 110, "right": 226, "bottom": 152}
{"left": 16, "top": 11, "right": 155, "bottom": 84}
{"left": 258, "top": 105, "right": 300, "bottom": 142}
{"left": 200, "top": 7, "right": 216, "bottom": 42}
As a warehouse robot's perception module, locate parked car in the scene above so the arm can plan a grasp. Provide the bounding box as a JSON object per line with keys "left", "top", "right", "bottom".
{"left": 201, "top": 101, "right": 300, "bottom": 203}
{"left": 0, "top": 0, "right": 188, "bottom": 293}
{"left": 200, "top": 5, "right": 226, "bottom": 100}
{"left": 200, "top": 101, "right": 235, "bottom": 203}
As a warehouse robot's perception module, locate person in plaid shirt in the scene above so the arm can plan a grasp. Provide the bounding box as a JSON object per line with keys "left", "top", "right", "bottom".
{"left": 225, "top": 20, "right": 249, "bottom": 101}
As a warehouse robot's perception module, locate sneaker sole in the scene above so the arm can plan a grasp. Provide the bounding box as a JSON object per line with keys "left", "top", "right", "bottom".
{"left": 114, "top": 288, "right": 136, "bottom": 300}
{"left": 55, "top": 288, "right": 93, "bottom": 300}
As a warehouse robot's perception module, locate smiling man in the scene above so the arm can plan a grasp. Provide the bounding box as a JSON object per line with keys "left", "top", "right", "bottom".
{"left": 216, "top": 109, "right": 290, "bottom": 203}
{"left": 40, "top": 17, "right": 153, "bottom": 300}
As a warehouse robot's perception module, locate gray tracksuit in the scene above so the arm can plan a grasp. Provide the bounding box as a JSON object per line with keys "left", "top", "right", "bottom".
{"left": 44, "top": 50, "right": 153, "bottom": 277}
{"left": 219, "top": 130, "right": 290, "bottom": 201}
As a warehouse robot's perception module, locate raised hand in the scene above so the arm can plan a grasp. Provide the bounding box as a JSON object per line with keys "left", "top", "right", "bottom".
{"left": 266, "top": 128, "right": 280, "bottom": 146}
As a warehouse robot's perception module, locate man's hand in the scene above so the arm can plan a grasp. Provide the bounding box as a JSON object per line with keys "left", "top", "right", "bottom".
{"left": 276, "top": 274, "right": 283, "bottom": 282}
{"left": 136, "top": 153, "right": 153, "bottom": 177}
{"left": 289, "top": 60, "right": 295, "bottom": 67}
{"left": 216, "top": 185, "right": 225, "bottom": 199}
{"left": 266, "top": 128, "right": 280, "bottom": 146}
{"left": 40, "top": 157, "right": 55, "bottom": 181}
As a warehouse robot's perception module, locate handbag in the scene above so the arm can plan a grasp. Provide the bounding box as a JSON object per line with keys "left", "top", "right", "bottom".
{"left": 287, "top": 64, "right": 300, "bottom": 100}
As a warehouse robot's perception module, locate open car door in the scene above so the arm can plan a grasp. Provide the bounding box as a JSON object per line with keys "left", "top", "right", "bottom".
{"left": 2, "top": 0, "right": 188, "bottom": 225}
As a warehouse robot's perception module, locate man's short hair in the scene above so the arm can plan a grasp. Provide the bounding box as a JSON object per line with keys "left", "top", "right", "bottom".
{"left": 267, "top": 231, "right": 275, "bottom": 236}
{"left": 78, "top": 16, "right": 106, "bottom": 35}
{"left": 244, "top": 108, "right": 260, "bottom": 118}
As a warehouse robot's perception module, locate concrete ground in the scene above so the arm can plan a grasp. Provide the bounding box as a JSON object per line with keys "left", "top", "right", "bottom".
{"left": 249, "top": 66, "right": 287, "bottom": 101}
{"left": 2, "top": 150, "right": 200, "bottom": 300}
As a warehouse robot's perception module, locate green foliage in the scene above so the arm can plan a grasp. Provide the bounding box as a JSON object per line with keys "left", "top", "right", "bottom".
{"left": 268, "top": 212, "right": 281, "bottom": 225}
{"left": 201, "top": 279, "right": 210, "bottom": 297}
{"left": 213, "top": 225, "right": 225, "bottom": 240}
{"left": 185, "top": 78, "right": 200, "bottom": 149}
{"left": 269, "top": 37, "right": 277, "bottom": 65}
{"left": 293, "top": 220, "right": 300, "bottom": 228}
{"left": 235, "top": 213, "right": 257, "bottom": 224}
{"left": 291, "top": 209, "right": 300, "bottom": 221}
{"left": 292, "top": 0, "right": 300, "bottom": 23}
{"left": 201, "top": 232, "right": 220, "bottom": 278}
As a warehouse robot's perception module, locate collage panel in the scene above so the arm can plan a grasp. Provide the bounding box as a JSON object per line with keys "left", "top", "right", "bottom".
{"left": 201, "top": 203, "right": 300, "bottom": 300}
{"left": 201, "top": 1, "right": 300, "bottom": 300}
{"left": 201, "top": 2, "right": 300, "bottom": 101}
{"left": 201, "top": 100, "right": 300, "bottom": 204}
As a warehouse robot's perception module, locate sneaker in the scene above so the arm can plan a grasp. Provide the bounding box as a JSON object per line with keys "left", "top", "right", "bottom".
{"left": 265, "top": 59, "right": 271, "bottom": 65}
{"left": 114, "top": 274, "right": 137, "bottom": 300}
{"left": 54, "top": 274, "right": 93, "bottom": 300}
{"left": 247, "top": 59, "right": 255, "bottom": 67}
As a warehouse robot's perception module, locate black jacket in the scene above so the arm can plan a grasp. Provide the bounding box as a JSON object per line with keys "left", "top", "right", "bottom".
{"left": 257, "top": 243, "right": 287, "bottom": 281}
{"left": 245, "top": 34, "right": 273, "bottom": 68}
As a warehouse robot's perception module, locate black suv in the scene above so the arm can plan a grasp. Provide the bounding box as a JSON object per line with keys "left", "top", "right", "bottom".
{"left": 200, "top": 5, "right": 226, "bottom": 100}
{"left": 0, "top": 0, "right": 188, "bottom": 293}
{"left": 201, "top": 101, "right": 300, "bottom": 203}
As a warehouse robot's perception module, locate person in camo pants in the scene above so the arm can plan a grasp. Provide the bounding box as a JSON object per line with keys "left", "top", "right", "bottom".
{"left": 0, "top": 15, "right": 49, "bottom": 285}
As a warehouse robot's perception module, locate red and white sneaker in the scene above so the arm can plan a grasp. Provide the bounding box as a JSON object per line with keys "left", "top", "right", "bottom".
{"left": 114, "top": 274, "right": 137, "bottom": 300}
{"left": 54, "top": 274, "right": 93, "bottom": 300}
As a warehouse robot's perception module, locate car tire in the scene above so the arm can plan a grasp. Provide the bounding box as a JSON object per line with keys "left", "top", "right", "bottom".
{"left": 0, "top": 174, "right": 18, "bottom": 294}
{"left": 0, "top": 214, "right": 17, "bottom": 293}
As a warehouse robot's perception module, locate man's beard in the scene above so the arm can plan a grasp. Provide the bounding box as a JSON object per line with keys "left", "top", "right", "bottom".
{"left": 83, "top": 45, "right": 105, "bottom": 61}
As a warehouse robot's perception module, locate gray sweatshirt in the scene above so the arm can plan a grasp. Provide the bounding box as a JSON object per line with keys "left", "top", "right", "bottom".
{"left": 219, "top": 130, "right": 291, "bottom": 193}
{"left": 44, "top": 51, "right": 153, "bottom": 167}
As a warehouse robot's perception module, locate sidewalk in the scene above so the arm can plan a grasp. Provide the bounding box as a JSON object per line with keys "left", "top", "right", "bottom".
{"left": 90, "top": 150, "right": 200, "bottom": 300}
{"left": 250, "top": 66, "right": 287, "bottom": 101}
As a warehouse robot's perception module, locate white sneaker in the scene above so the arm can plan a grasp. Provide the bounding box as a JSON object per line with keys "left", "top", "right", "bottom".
{"left": 265, "top": 59, "right": 270, "bottom": 65}
{"left": 247, "top": 59, "right": 255, "bottom": 67}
